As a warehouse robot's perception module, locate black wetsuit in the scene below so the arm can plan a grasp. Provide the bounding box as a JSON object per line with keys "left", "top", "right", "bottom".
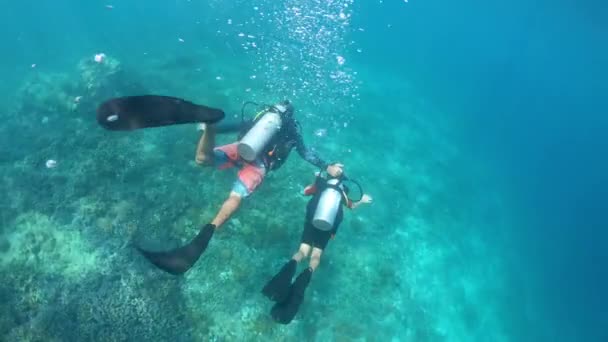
{"left": 301, "top": 177, "right": 345, "bottom": 250}
{"left": 239, "top": 116, "right": 328, "bottom": 171}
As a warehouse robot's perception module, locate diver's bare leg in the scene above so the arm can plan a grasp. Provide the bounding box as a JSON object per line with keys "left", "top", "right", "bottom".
{"left": 195, "top": 124, "right": 216, "bottom": 165}
{"left": 309, "top": 247, "right": 323, "bottom": 271}
{"left": 211, "top": 191, "right": 242, "bottom": 228}
{"left": 292, "top": 244, "right": 312, "bottom": 263}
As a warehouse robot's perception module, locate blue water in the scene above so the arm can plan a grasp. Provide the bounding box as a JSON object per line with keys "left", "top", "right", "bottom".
{"left": 1, "top": 1, "right": 606, "bottom": 341}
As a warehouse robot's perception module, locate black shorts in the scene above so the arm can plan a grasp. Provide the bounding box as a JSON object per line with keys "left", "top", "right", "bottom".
{"left": 300, "top": 199, "right": 343, "bottom": 250}
{"left": 300, "top": 222, "right": 335, "bottom": 250}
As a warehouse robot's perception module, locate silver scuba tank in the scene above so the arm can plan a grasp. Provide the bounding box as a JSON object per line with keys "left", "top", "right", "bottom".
{"left": 237, "top": 107, "right": 283, "bottom": 162}
{"left": 312, "top": 178, "right": 344, "bottom": 231}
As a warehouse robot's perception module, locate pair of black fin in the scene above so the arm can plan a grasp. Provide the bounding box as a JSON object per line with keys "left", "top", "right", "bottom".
{"left": 96, "top": 95, "right": 226, "bottom": 275}
{"left": 262, "top": 260, "right": 313, "bottom": 324}
{"left": 262, "top": 260, "right": 298, "bottom": 302}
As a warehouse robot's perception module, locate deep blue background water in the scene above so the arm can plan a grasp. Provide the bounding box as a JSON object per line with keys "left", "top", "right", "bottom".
{"left": 1, "top": 0, "right": 606, "bottom": 340}
{"left": 358, "top": 1, "right": 608, "bottom": 340}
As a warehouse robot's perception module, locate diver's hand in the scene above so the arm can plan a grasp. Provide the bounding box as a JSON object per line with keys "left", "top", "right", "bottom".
{"left": 326, "top": 163, "right": 344, "bottom": 178}
{"left": 350, "top": 194, "right": 372, "bottom": 209}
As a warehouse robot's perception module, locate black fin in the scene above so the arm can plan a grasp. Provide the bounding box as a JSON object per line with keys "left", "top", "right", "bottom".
{"left": 97, "top": 95, "right": 225, "bottom": 131}
{"left": 262, "top": 260, "right": 297, "bottom": 302}
{"left": 270, "top": 268, "right": 312, "bottom": 324}
{"left": 137, "top": 223, "right": 215, "bottom": 275}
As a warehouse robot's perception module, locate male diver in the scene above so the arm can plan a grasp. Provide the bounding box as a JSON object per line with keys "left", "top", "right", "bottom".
{"left": 136, "top": 100, "right": 345, "bottom": 274}
{"left": 262, "top": 170, "right": 372, "bottom": 324}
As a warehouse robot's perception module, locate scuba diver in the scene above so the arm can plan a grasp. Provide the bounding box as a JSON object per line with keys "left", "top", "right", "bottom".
{"left": 96, "top": 95, "right": 344, "bottom": 275}
{"left": 262, "top": 170, "right": 372, "bottom": 324}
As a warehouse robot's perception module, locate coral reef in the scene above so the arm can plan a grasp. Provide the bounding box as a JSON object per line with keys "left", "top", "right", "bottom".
{"left": 0, "top": 49, "right": 513, "bottom": 341}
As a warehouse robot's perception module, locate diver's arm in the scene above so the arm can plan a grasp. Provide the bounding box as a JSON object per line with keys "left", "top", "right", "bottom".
{"left": 292, "top": 121, "right": 343, "bottom": 177}
{"left": 294, "top": 131, "right": 328, "bottom": 169}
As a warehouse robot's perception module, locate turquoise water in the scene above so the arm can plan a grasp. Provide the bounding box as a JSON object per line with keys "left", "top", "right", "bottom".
{"left": 1, "top": 1, "right": 606, "bottom": 341}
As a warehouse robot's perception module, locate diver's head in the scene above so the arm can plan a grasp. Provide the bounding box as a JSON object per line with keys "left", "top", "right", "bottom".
{"left": 274, "top": 100, "right": 294, "bottom": 119}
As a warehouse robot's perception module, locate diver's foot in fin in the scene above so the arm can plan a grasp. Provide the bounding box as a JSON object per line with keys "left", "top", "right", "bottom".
{"left": 137, "top": 223, "right": 216, "bottom": 275}
{"left": 262, "top": 259, "right": 297, "bottom": 302}
{"left": 97, "top": 95, "right": 225, "bottom": 131}
{"left": 270, "top": 268, "right": 312, "bottom": 324}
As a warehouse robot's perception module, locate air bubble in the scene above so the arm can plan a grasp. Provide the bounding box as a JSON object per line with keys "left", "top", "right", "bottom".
{"left": 46, "top": 159, "right": 57, "bottom": 169}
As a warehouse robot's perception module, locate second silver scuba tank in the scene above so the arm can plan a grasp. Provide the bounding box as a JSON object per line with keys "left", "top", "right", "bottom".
{"left": 237, "top": 105, "right": 284, "bottom": 162}
{"left": 312, "top": 178, "right": 345, "bottom": 231}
